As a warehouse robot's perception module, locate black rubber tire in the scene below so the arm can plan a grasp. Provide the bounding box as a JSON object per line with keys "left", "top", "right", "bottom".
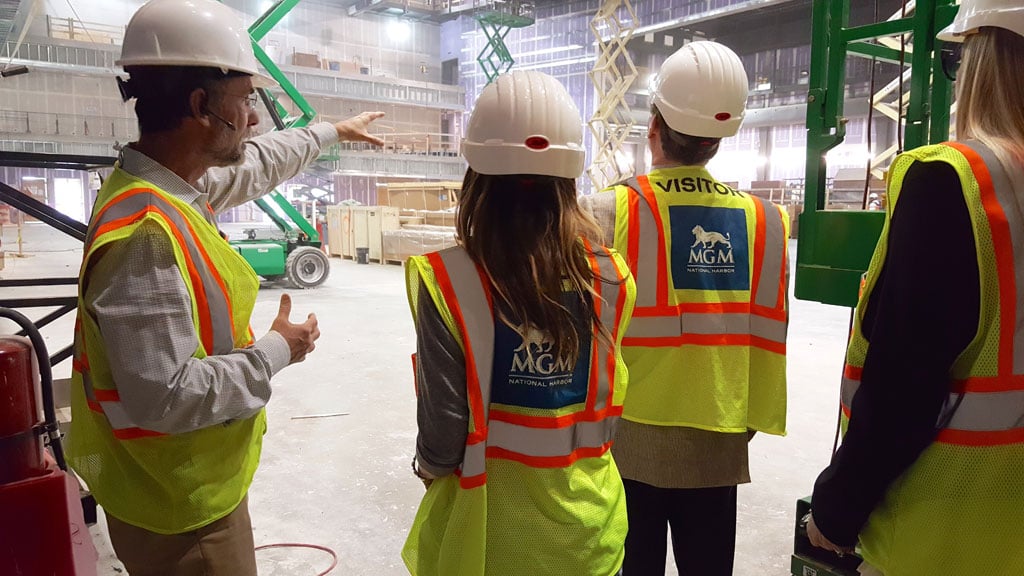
{"left": 285, "top": 246, "right": 330, "bottom": 289}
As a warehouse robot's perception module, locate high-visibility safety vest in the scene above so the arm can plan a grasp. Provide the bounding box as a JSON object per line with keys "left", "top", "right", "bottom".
{"left": 402, "top": 243, "right": 637, "bottom": 576}
{"left": 842, "top": 141, "right": 1024, "bottom": 575}
{"left": 601, "top": 168, "right": 789, "bottom": 434}
{"left": 66, "top": 168, "right": 263, "bottom": 534}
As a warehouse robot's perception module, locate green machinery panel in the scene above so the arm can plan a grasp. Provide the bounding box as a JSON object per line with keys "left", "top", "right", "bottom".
{"left": 796, "top": 0, "right": 958, "bottom": 308}
{"left": 234, "top": 242, "right": 285, "bottom": 276}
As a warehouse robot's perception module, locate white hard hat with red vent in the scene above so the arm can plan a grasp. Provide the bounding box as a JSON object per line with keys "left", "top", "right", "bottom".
{"left": 651, "top": 41, "right": 749, "bottom": 139}
{"left": 117, "top": 0, "right": 275, "bottom": 87}
{"left": 938, "top": 0, "right": 1024, "bottom": 42}
{"left": 462, "top": 70, "right": 585, "bottom": 180}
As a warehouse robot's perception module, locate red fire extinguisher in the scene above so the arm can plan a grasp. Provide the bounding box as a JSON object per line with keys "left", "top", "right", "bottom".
{"left": 1, "top": 307, "right": 98, "bottom": 575}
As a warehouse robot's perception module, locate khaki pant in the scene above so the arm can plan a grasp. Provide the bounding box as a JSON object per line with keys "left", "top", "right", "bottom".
{"left": 106, "top": 496, "right": 257, "bottom": 576}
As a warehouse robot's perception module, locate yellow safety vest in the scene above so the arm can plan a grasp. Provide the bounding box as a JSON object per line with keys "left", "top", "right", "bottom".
{"left": 843, "top": 141, "right": 1024, "bottom": 575}
{"left": 66, "top": 168, "right": 263, "bottom": 534}
{"left": 402, "top": 242, "right": 636, "bottom": 576}
{"left": 603, "top": 168, "right": 789, "bottom": 434}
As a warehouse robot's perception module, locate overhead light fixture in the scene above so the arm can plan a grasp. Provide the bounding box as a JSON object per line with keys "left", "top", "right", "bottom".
{"left": 1, "top": 65, "right": 29, "bottom": 78}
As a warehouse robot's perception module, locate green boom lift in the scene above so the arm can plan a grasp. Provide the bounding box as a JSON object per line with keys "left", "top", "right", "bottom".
{"left": 792, "top": 1, "right": 958, "bottom": 574}
{"left": 225, "top": 0, "right": 332, "bottom": 289}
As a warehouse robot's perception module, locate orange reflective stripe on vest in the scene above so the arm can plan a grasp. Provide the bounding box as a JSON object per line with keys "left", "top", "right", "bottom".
{"left": 430, "top": 245, "right": 626, "bottom": 489}
{"left": 619, "top": 175, "right": 787, "bottom": 352}
{"left": 86, "top": 188, "right": 237, "bottom": 356}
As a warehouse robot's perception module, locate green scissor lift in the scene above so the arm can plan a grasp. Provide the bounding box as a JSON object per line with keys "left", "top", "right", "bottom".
{"left": 224, "top": 0, "right": 332, "bottom": 289}
{"left": 792, "top": 1, "right": 958, "bottom": 574}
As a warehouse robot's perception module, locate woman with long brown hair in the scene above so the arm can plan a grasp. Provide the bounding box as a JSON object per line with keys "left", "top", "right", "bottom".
{"left": 401, "top": 70, "right": 635, "bottom": 576}
{"left": 807, "top": 2, "right": 1024, "bottom": 575}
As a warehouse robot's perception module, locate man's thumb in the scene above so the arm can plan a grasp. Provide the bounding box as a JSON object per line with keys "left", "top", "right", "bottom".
{"left": 277, "top": 293, "right": 292, "bottom": 320}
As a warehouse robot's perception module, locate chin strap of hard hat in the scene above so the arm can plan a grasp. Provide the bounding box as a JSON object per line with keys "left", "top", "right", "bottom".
{"left": 116, "top": 76, "right": 135, "bottom": 102}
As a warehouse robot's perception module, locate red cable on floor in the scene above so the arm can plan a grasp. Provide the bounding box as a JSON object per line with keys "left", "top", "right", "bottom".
{"left": 255, "top": 543, "right": 339, "bottom": 576}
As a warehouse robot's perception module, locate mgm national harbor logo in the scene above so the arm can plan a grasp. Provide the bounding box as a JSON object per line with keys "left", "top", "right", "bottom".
{"left": 491, "top": 313, "right": 592, "bottom": 410}
{"left": 670, "top": 206, "right": 750, "bottom": 291}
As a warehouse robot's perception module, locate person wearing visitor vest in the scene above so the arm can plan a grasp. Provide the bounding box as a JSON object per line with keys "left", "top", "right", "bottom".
{"left": 582, "top": 41, "right": 790, "bottom": 576}
{"left": 65, "top": 0, "right": 384, "bottom": 574}
{"left": 401, "top": 70, "right": 637, "bottom": 576}
{"left": 807, "top": 2, "right": 1024, "bottom": 575}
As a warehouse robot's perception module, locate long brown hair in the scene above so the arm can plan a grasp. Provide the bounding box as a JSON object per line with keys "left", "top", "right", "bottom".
{"left": 957, "top": 27, "right": 1024, "bottom": 167}
{"left": 456, "top": 169, "right": 612, "bottom": 362}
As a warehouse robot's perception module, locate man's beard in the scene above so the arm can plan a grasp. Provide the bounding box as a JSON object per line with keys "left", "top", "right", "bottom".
{"left": 208, "top": 129, "right": 248, "bottom": 167}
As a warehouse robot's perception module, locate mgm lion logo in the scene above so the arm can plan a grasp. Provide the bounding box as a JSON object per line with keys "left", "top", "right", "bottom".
{"left": 691, "top": 225, "right": 732, "bottom": 250}
{"left": 512, "top": 322, "right": 549, "bottom": 354}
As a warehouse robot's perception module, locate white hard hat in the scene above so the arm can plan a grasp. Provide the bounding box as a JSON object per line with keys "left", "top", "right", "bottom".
{"left": 938, "top": 0, "right": 1024, "bottom": 42}
{"left": 651, "top": 41, "right": 749, "bottom": 139}
{"left": 117, "top": 0, "right": 275, "bottom": 87}
{"left": 462, "top": 70, "right": 585, "bottom": 180}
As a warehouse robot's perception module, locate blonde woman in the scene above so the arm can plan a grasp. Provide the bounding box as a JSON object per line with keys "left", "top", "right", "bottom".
{"left": 808, "top": 2, "right": 1024, "bottom": 575}
{"left": 401, "top": 70, "right": 635, "bottom": 576}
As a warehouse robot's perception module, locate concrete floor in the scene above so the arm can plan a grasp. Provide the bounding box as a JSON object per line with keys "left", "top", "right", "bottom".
{"left": 1, "top": 221, "right": 851, "bottom": 576}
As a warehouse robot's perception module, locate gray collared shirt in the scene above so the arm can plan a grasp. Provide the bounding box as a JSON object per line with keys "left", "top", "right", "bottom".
{"left": 82, "top": 123, "right": 338, "bottom": 434}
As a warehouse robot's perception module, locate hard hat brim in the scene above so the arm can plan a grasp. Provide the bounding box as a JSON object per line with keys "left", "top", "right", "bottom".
{"left": 937, "top": 21, "right": 968, "bottom": 43}
{"left": 117, "top": 57, "right": 278, "bottom": 89}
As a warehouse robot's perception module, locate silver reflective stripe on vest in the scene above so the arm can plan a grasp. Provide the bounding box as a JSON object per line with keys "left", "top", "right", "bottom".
{"left": 961, "top": 141, "right": 1024, "bottom": 374}
{"left": 943, "top": 390, "right": 1024, "bottom": 432}
{"left": 752, "top": 196, "right": 786, "bottom": 309}
{"left": 436, "top": 247, "right": 494, "bottom": 481}
{"left": 98, "top": 400, "right": 138, "bottom": 430}
{"left": 437, "top": 247, "right": 495, "bottom": 419}
{"left": 625, "top": 313, "right": 787, "bottom": 344}
{"left": 624, "top": 177, "right": 660, "bottom": 308}
{"left": 591, "top": 248, "right": 624, "bottom": 412}
{"left": 87, "top": 189, "right": 235, "bottom": 356}
{"left": 487, "top": 417, "right": 617, "bottom": 459}
{"left": 841, "top": 376, "right": 859, "bottom": 411}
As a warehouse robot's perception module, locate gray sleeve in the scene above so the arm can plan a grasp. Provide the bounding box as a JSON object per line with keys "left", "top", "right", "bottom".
{"left": 85, "top": 221, "right": 292, "bottom": 435}
{"left": 580, "top": 191, "right": 618, "bottom": 249}
{"left": 414, "top": 278, "right": 470, "bottom": 477}
{"left": 199, "top": 123, "right": 340, "bottom": 213}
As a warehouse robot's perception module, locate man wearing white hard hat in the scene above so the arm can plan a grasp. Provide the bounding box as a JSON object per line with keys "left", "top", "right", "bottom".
{"left": 402, "top": 70, "right": 636, "bottom": 576}
{"left": 64, "top": 0, "right": 383, "bottom": 573}
{"left": 583, "top": 41, "right": 790, "bottom": 575}
{"left": 807, "top": 1, "right": 1024, "bottom": 574}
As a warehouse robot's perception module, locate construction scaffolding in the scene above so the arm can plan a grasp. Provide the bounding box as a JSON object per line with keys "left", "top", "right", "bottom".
{"left": 586, "top": 0, "right": 638, "bottom": 192}
{"left": 474, "top": 2, "right": 536, "bottom": 83}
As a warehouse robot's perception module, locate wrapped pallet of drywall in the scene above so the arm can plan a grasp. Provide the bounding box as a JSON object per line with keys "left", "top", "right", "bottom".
{"left": 382, "top": 227, "right": 457, "bottom": 264}
{"left": 325, "top": 205, "right": 347, "bottom": 257}
{"left": 350, "top": 206, "right": 401, "bottom": 262}
{"left": 378, "top": 181, "right": 460, "bottom": 211}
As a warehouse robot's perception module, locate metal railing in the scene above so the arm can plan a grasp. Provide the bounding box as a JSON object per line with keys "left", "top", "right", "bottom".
{"left": 329, "top": 131, "right": 461, "bottom": 157}
{"left": 331, "top": 154, "right": 465, "bottom": 180}
{"left": 0, "top": 110, "right": 136, "bottom": 141}
{"left": 281, "top": 67, "right": 465, "bottom": 110}
{"left": 0, "top": 139, "right": 117, "bottom": 157}
{"left": 1, "top": 39, "right": 118, "bottom": 69}
{"left": 46, "top": 15, "right": 124, "bottom": 45}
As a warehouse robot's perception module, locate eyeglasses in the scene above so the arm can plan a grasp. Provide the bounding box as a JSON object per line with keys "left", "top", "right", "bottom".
{"left": 940, "top": 42, "right": 962, "bottom": 82}
{"left": 219, "top": 91, "right": 259, "bottom": 109}
{"left": 240, "top": 93, "right": 259, "bottom": 110}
